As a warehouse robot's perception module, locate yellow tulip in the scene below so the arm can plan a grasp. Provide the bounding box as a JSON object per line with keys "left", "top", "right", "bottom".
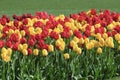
{"left": 18, "top": 44, "right": 23, "bottom": 51}
{"left": 86, "top": 43, "right": 91, "bottom": 50}
{"left": 32, "top": 18, "right": 38, "bottom": 23}
{"left": 70, "top": 40, "right": 76, "bottom": 47}
{"left": 55, "top": 40, "right": 61, "bottom": 47}
{"left": 97, "top": 47, "right": 102, "bottom": 54}
{"left": 70, "top": 30, "right": 73, "bottom": 36}
{"left": 33, "top": 49, "right": 39, "bottom": 56}
{"left": 2, "top": 56, "right": 11, "bottom": 62}
{"left": 73, "top": 36, "right": 79, "bottom": 43}
{"left": 59, "top": 44, "right": 65, "bottom": 51}
{"left": 57, "top": 24, "right": 63, "bottom": 32}
{"left": 23, "top": 44, "right": 28, "bottom": 49}
{"left": 84, "top": 38, "right": 89, "bottom": 44}
{"left": 76, "top": 47, "right": 82, "bottom": 55}
{"left": 14, "top": 29, "right": 20, "bottom": 34}
{"left": 103, "top": 33, "right": 108, "bottom": 39}
{"left": 54, "top": 28, "right": 61, "bottom": 33}
{"left": 107, "top": 24, "right": 114, "bottom": 31}
{"left": 7, "top": 48, "right": 12, "bottom": 56}
{"left": 59, "top": 14, "right": 65, "bottom": 21}
{"left": 95, "top": 23, "right": 101, "bottom": 28}
{"left": 0, "top": 32, "right": 3, "bottom": 38}
{"left": 95, "top": 33, "right": 101, "bottom": 40}
{"left": 115, "top": 33, "right": 120, "bottom": 41}
{"left": 22, "top": 49, "right": 28, "bottom": 56}
{"left": 35, "top": 27, "right": 42, "bottom": 34}
{"left": 20, "top": 30, "right": 26, "bottom": 36}
{"left": 1, "top": 47, "right": 7, "bottom": 53}
{"left": 64, "top": 53, "right": 70, "bottom": 60}
{"left": 48, "top": 44, "right": 54, "bottom": 52}
{"left": 8, "top": 29, "right": 14, "bottom": 35}
{"left": 42, "top": 49, "right": 48, "bottom": 56}
{"left": 118, "top": 41, "right": 120, "bottom": 44}
{"left": 0, "top": 24, "right": 3, "bottom": 30}
{"left": 90, "top": 26, "right": 95, "bottom": 33}
{"left": 79, "top": 38, "right": 84, "bottom": 44}
{"left": 109, "top": 42, "right": 114, "bottom": 48}
{"left": 73, "top": 44, "right": 79, "bottom": 51}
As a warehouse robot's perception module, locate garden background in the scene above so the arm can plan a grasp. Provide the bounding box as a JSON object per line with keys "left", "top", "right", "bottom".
{"left": 0, "top": 0, "right": 120, "bottom": 80}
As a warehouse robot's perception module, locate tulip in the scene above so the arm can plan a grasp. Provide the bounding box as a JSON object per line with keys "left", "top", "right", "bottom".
{"left": 33, "top": 49, "right": 39, "bottom": 56}
{"left": 48, "top": 44, "right": 54, "bottom": 52}
{"left": 42, "top": 49, "right": 48, "bottom": 56}
{"left": 20, "top": 30, "right": 26, "bottom": 36}
{"left": 97, "top": 47, "right": 102, "bottom": 54}
{"left": 23, "top": 44, "right": 28, "bottom": 50}
{"left": 64, "top": 53, "right": 70, "bottom": 60}
{"left": 7, "top": 48, "right": 12, "bottom": 56}
{"left": 22, "top": 49, "right": 28, "bottom": 56}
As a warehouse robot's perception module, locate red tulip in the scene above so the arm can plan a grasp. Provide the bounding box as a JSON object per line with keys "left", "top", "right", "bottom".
{"left": 27, "top": 48, "right": 32, "bottom": 55}
{"left": 50, "top": 31, "right": 59, "bottom": 40}
{"left": 0, "top": 40, "right": 4, "bottom": 48}
{"left": 28, "top": 39, "right": 35, "bottom": 47}
{"left": 20, "top": 37, "right": 27, "bottom": 44}
{"left": 73, "top": 30, "right": 82, "bottom": 38}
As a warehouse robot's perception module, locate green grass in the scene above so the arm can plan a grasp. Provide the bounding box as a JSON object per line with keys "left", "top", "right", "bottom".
{"left": 0, "top": 0, "right": 120, "bottom": 79}
{"left": 0, "top": 0, "right": 120, "bottom": 17}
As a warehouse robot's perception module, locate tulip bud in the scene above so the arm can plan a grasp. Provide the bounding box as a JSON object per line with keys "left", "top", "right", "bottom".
{"left": 22, "top": 49, "right": 28, "bottom": 56}
{"left": 97, "top": 47, "right": 102, "bottom": 54}
{"left": 42, "top": 49, "right": 48, "bottom": 56}
{"left": 33, "top": 49, "right": 39, "bottom": 56}
{"left": 23, "top": 44, "right": 28, "bottom": 49}
{"left": 20, "top": 30, "right": 26, "bottom": 36}
{"left": 64, "top": 53, "right": 70, "bottom": 60}
{"left": 1, "top": 47, "right": 7, "bottom": 53}
{"left": 7, "top": 48, "right": 12, "bottom": 56}
{"left": 18, "top": 44, "right": 23, "bottom": 51}
{"left": 48, "top": 44, "right": 54, "bottom": 52}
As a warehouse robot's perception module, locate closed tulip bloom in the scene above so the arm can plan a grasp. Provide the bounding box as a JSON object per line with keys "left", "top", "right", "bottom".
{"left": 70, "top": 40, "right": 76, "bottom": 47}
{"left": 42, "top": 49, "right": 48, "bottom": 56}
{"left": 86, "top": 43, "right": 92, "bottom": 50}
{"left": 33, "top": 49, "right": 39, "bottom": 56}
{"left": 22, "top": 49, "right": 28, "bottom": 56}
{"left": 18, "top": 44, "right": 23, "bottom": 51}
{"left": 3, "top": 56, "right": 11, "bottom": 62}
{"left": 97, "top": 47, "right": 102, "bottom": 54}
{"left": 76, "top": 47, "right": 82, "bottom": 55}
{"left": 8, "top": 29, "right": 14, "bottom": 35}
{"left": 23, "top": 44, "right": 28, "bottom": 49}
{"left": 107, "top": 23, "right": 115, "bottom": 31}
{"left": 55, "top": 39, "right": 61, "bottom": 46}
{"left": 20, "top": 30, "right": 26, "bottom": 36}
{"left": 95, "top": 33, "right": 101, "bottom": 40}
{"left": 48, "top": 44, "right": 54, "bottom": 52}
{"left": 115, "top": 33, "right": 120, "bottom": 41}
{"left": 73, "top": 44, "right": 79, "bottom": 51}
{"left": 0, "top": 32, "right": 3, "bottom": 38}
{"left": 64, "top": 53, "right": 70, "bottom": 60}
{"left": 59, "top": 44, "right": 65, "bottom": 51}
{"left": 73, "top": 36, "right": 79, "bottom": 43}
{"left": 79, "top": 38, "right": 84, "bottom": 44}
{"left": 1, "top": 47, "right": 7, "bottom": 53}
{"left": 7, "top": 48, "right": 12, "bottom": 56}
{"left": 102, "top": 33, "right": 108, "bottom": 39}
{"left": 84, "top": 38, "right": 89, "bottom": 44}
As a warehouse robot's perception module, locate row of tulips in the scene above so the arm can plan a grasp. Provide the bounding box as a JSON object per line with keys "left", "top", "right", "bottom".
{"left": 0, "top": 9, "right": 120, "bottom": 80}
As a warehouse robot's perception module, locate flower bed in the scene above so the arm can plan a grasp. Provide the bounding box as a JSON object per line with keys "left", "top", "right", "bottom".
{"left": 0, "top": 9, "right": 120, "bottom": 80}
